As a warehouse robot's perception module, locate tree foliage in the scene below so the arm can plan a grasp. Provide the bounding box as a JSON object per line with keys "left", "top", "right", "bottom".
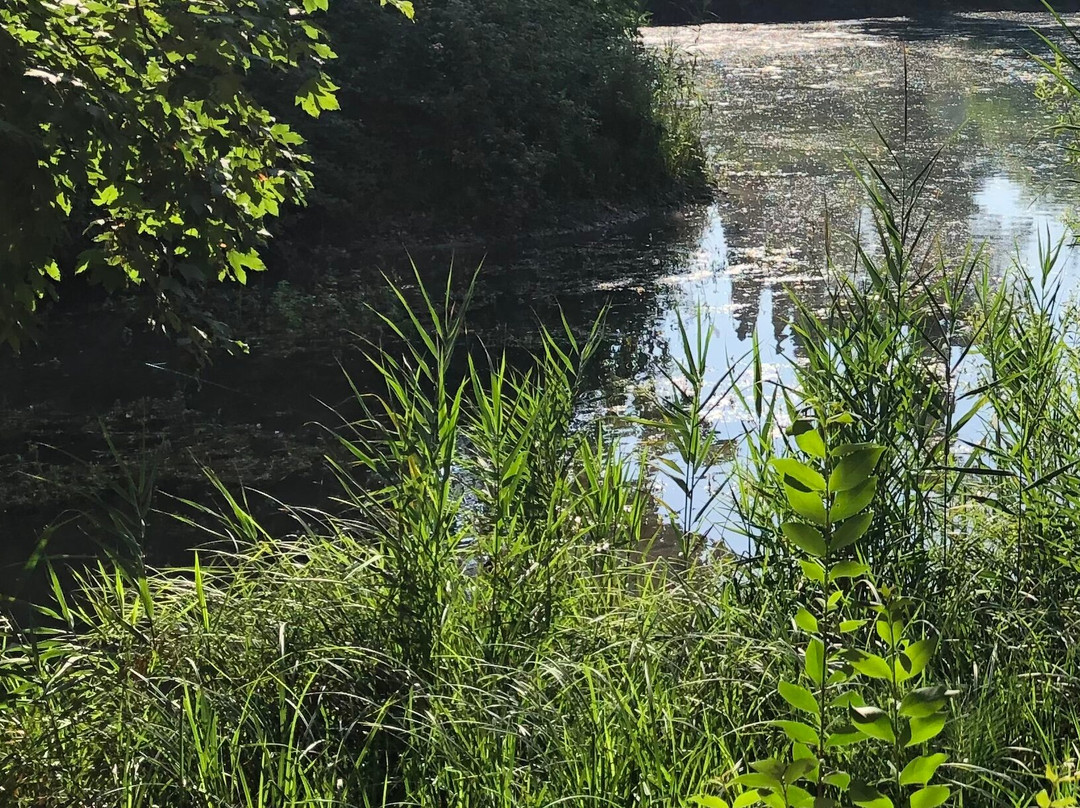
{"left": 0, "top": 0, "right": 406, "bottom": 352}
{"left": 270, "top": 0, "right": 706, "bottom": 238}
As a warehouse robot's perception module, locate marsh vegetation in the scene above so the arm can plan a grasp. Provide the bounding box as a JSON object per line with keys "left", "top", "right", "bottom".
{"left": 7, "top": 4, "right": 1080, "bottom": 808}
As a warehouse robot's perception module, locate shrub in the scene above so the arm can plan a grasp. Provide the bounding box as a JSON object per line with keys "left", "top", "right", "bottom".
{"left": 264, "top": 0, "right": 709, "bottom": 239}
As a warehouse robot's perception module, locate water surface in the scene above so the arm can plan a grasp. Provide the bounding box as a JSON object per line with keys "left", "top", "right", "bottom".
{"left": 3, "top": 12, "right": 1079, "bottom": 573}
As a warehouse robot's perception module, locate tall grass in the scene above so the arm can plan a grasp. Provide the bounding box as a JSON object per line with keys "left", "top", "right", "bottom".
{"left": 5, "top": 161, "right": 1080, "bottom": 806}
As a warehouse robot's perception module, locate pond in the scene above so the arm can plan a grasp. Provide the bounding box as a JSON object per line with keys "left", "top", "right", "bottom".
{"left": 2, "top": 11, "right": 1079, "bottom": 588}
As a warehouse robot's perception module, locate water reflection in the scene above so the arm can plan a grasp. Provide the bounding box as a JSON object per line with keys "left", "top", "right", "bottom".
{"left": 3, "top": 12, "right": 1080, "bottom": 575}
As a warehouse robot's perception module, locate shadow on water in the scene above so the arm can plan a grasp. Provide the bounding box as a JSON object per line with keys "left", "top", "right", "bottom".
{"left": 5, "top": 11, "right": 1080, "bottom": 599}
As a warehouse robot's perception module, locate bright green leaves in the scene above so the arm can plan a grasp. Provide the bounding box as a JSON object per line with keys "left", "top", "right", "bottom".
{"left": 0, "top": 0, "right": 415, "bottom": 352}
{"left": 897, "top": 639, "right": 936, "bottom": 683}
{"left": 849, "top": 705, "right": 895, "bottom": 743}
{"left": 779, "top": 680, "right": 819, "bottom": 714}
{"left": 794, "top": 607, "right": 818, "bottom": 633}
{"left": 842, "top": 591, "right": 954, "bottom": 808}
{"left": 731, "top": 410, "right": 955, "bottom": 808}
{"left": 875, "top": 619, "right": 904, "bottom": 648}
{"left": 832, "top": 477, "right": 878, "bottom": 522}
{"left": 832, "top": 511, "right": 873, "bottom": 552}
{"left": 899, "top": 687, "right": 955, "bottom": 719}
{"left": 295, "top": 74, "right": 341, "bottom": 117}
{"left": 845, "top": 651, "right": 893, "bottom": 680}
{"left": 1034, "top": 763, "right": 1079, "bottom": 808}
{"left": 773, "top": 458, "right": 827, "bottom": 491}
{"left": 905, "top": 715, "right": 947, "bottom": 748}
{"left": 805, "top": 637, "right": 825, "bottom": 686}
{"left": 792, "top": 420, "right": 826, "bottom": 459}
{"left": 224, "top": 248, "right": 266, "bottom": 285}
{"left": 774, "top": 720, "right": 820, "bottom": 746}
{"left": 830, "top": 561, "right": 869, "bottom": 580}
{"left": 799, "top": 559, "right": 825, "bottom": 585}
{"left": 782, "top": 523, "right": 826, "bottom": 557}
{"left": 381, "top": 0, "right": 416, "bottom": 19}
{"left": 92, "top": 184, "right": 120, "bottom": 206}
{"left": 900, "top": 754, "right": 947, "bottom": 787}
{"left": 909, "top": 785, "right": 950, "bottom": 808}
{"left": 784, "top": 484, "right": 828, "bottom": 525}
{"left": 690, "top": 798, "right": 731, "bottom": 808}
{"left": 850, "top": 781, "right": 894, "bottom": 808}
{"left": 829, "top": 446, "right": 885, "bottom": 492}
{"left": 731, "top": 757, "right": 818, "bottom": 808}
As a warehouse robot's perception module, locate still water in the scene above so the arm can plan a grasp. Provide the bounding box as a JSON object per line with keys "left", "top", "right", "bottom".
{"left": 626, "top": 13, "right": 1080, "bottom": 548}
{"left": 3, "top": 12, "right": 1080, "bottom": 572}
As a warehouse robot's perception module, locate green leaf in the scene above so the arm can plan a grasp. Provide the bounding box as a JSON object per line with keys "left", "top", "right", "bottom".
{"left": 93, "top": 184, "right": 120, "bottom": 206}
{"left": 786, "top": 785, "right": 816, "bottom": 808}
{"left": 832, "top": 476, "right": 877, "bottom": 521}
{"left": 774, "top": 720, "right": 819, "bottom": 745}
{"left": 785, "top": 484, "right": 828, "bottom": 525}
{"left": 899, "top": 753, "right": 948, "bottom": 786}
{"left": 1036, "top": 791, "right": 1051, "bottom": 808}
{"left": 785, "top": 758, "right": 816, "bottom": 784}
{"left": 896, "top": 638, "right": 937, "bottom": 682}
{"left": 909, "top": 785, "right": 950, "bottom": 808}
{"left": 829, "top": 691, "right": 865, "bottom": 709}
{"left": 831, "top": 511, "right": 873, "bottom": 552}
{"left": 827, "top": 668, "right": 852, "bottom": 686}
{"left": 839, "top": 619, "right": 868, "bottom": 633}
{"left": 849, "top": 705, "right": 895, "bottom": 743}
{"left": 792, "top": 743, "right": 819, "bottom": 782}
{"left": 782, "top": 522, "right": 827, "bottom": 557}
{"left": 851, "top": 704, "right": 894, "bottom": 743}
{"left": 750, "top": 759, "right": 788, "bottom": 779}
{"left": 830, "top": 561, "right": 869, "bottom": 580}
{"left": 899, "top": 687, "right": 954, "bottom": 718}
{"left": 805, "top": 637, "right": 825, "bottom": 686}
{"left": 875, "top": 620, "right": 903, "bottom": 648}
{"left": 733, "top": 790, "right": 763, "bottom": 808}
{"left": 829, "top": 447, "right": 884, "bottom": 492}
{"left": 800, "top": 559, "right": 826, "bottom": 585}
{"left": 823, "top": 772, "right": 851, "bottom": 790}
{"left": 773, "top": 458, "right": 827, "bottom": 491}
{"left": 850, "top": 781, "right": 893, "bottom": 808}
{"left": 734, "top": 773, "right": 782, "bottom": 790}
{"left": 834, "top": 441, "right": 876, "bottom": 455}
{"left": 780, "top": 680, "right": 819, "bottom": 714}
{"left": 690, "top": 798, "right": 730, "bottom": 808}
{"left": 795, "top": 607, "right": 819, "bottom": 633}
{"left": 792, "top": 421, "right": 826, "bottom": 458}
{"left": 906, "top": 714, "right": 947, "bottom": 747}
{"left": 825, "top": 724, "right": 869, "bottom": 747}
{"left": 847, "top": 651, "right": 893, "bottom": 680}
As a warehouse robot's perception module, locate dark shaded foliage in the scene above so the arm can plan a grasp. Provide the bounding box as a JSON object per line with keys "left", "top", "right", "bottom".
{"left": 261, "top": 0, "right": 708, "bottom": 243}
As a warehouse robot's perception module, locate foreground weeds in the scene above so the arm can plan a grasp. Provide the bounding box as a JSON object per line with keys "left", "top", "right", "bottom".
{"left": 5, "top": 163, "right": 1080, "bottom": 806}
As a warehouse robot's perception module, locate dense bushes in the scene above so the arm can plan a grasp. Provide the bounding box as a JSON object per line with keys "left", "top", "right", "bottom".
{"left": 267, "top": 0, "right": 708, "bottom": 240}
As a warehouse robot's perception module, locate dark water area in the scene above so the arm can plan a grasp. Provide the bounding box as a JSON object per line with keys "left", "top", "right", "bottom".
{"left": 4, "top": 11, "right": 1080, "bottom": 601}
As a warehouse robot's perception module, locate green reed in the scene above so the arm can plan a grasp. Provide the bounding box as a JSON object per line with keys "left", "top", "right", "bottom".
{"left": 5, "top": 158, "right": 1080, "bottom": 806}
